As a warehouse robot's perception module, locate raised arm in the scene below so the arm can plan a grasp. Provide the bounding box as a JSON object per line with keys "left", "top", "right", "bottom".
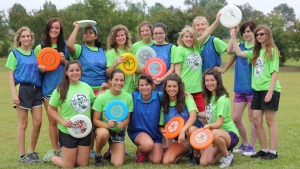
{"left": 67, "top": 21, "right": 80, "bottom": 56}
{"left": 230, "top": 28, "right": 247, "bottom": 58}
{"left": 199, "top": 11, "right": 221, "bottom": 45}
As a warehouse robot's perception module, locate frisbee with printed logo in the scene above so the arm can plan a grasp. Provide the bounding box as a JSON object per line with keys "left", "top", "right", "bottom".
{"left": 105, "top": 100, "right": 128, "bottom": 122}
{"left": 136, "top": 46, "right": 156, "bottom": 67}
{"left": 145, "top": 58, "right": 167, "bottom": 78}
{"left": 119, "top": 53, "right": 138, "bottom": 75}
{"left": 220, "top": 5, "right": 242, "bottom": 28}
{"left": 68, "top": 115, "right": 92, "bottom": 138}
{"left": 78, "top": 20, "right": 97, "bottom": 28}
{"left": 37, "top": 47, "right": 60, "bottom": 71}
{"left": 165, "top": 116, "right": 185, "bottom": 139}
{"left": 190, "top": 128, "right": 213, "bottom": 149}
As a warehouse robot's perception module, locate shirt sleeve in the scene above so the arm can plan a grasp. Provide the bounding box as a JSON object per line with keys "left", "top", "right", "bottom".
{"left": 49, "top": 89, "right": 62, "bottom": 107}
{"left": 213, "top": 37, "right": 228, "bottom": 54}
{"left": 34, "top": 44, "right": 42, "bottom": 56}
{"left": 5, "top": 51, "right": 17, "bottom": 71}
{"left": 185, "top": 96, "right": 198, "bottom": 114}
{"left": 170, "top": 45, "right": 177, "bottom": 64}
{"left": 269, "top": 48, "right": 280, "bottom": 73}
{"left": 159, "top": 107, "right": 165, "bottom": 125}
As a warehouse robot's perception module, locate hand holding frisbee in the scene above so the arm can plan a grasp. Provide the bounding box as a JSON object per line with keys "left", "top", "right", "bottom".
{"left": 37, "top": 47, "right": 61, "bottom": 71}
{"left": 105, "top": 100, "right": 128, "bottom": 122}
{"left": 136, "top": 46, "right": 156, "bottom": 67}
{"left": 119, "top": 53, "right": 138, "bottom": 75}
{"left": 78, "top": 20, "right": 97, "bottom": 28}
{"left": 165, "top": 116, "right": 185, "bottom": 139}
{"left": 67, "top": 115, "right": 92, "bottom": 138}
{"left": 190, "top": 128, "right": 213, "bottom": 149}
{"left": 220, "top": 5, "right": 242, "bottom": 28}
{"left": 145, "top": 58, "right": 167, "bottom": 78}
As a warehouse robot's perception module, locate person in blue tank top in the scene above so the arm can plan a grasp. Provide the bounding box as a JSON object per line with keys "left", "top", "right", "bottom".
{"left": 192, "top": 16, "right": 228, "bottom": 74}
{"left": 6, "top": 27, "right": 43, "bottom": 163}
{"left": 127, "top": 74, "right": 163, "bottom": 163}
{"left": 34, "top": 18, "right": 69, "bottom": 154}
{"left": 216, "top": 21, "right": 258, "bottom": 156}
{"left": 150, "top": 22, "right": 176, "bottom": 92}
{"left": 67, "top": 21, "right": 108, "bottom": 158}
{"left": 159, "top": 74, "right": 202, "bottom": 165}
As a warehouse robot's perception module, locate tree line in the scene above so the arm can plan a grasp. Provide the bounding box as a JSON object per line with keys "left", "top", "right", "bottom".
{"left": 0, "top": 0, "right": 299, "bottom": 65}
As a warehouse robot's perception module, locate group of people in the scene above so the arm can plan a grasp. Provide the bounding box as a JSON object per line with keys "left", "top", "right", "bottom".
{"left": 6, "top": 8, "right": 281, "bottom": 168}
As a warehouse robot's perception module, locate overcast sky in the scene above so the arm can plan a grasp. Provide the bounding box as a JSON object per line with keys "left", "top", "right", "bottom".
{"left": 1, "top": 0, "right": 299, "bottom": 18}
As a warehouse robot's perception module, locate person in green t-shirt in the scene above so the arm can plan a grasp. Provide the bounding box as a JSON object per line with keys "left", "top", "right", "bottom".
{"left": 92, "top": 69, "right": 133, "bottom": 167}
{"left": 106, "top": 24, "right": 135, "bottom": 93}
{"left": 200, "top": 69, "right": 239, "bottom": 168}
{"left": 229, "top": 25, "right": 281, "bottom": 160}
{"left": 45, "top": 60, "right": 96, "bottom": 168}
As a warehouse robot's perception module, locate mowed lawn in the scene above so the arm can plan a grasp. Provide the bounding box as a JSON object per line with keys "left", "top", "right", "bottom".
{"left": 0, "top": 57, "right": 300, "bottom": 169}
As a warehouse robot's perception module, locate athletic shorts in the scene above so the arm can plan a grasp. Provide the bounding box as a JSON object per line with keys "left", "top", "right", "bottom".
{"left": 109, "top": 130, "right": 126, "bottom": 144}
{"left": 128, "top": 131, "right": 162, "bottom": 144}
{"left": 251, "top": 91, "right": 280, "bottom": 111}
{"left": 18, "top": 84, "right": 42, "bottom": 110}
{"left": 234, "top": 93, "right": 253, "bottom": 103}
{"left": 42, "top": 95, "right": 51, "bottom": 101}
{"left": 59, "top": 130, "right": 91, "bottom": 148}
{"left": 191, "top": 92, "right": 205, "bottom": 112}
{"left": 227, "top": 132, "right": 239, "bottom": 151}
{"left": 93, "top": 89, "right": 100, "bottom": 96}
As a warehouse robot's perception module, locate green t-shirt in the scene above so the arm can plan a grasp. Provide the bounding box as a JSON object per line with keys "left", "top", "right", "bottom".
{"left": 6, "top": 48, "right": 32, "bottom": 70}
{"left": 206, "top": 95, "right": 239, "bottom": 137}
{"left": 174, "top": 46, "right": 202, "bottom": 93}
{"left": 70, "top": 44, "right": 98, "bottom": 60}
{"left": 106, "top": 48, "right": 135, "bottom": 93}
{"left": 199, "top": 36, "right": 227, "bottom": 53}
{"left": 49, "top": 81, "right": 96, "bottom": 134}
{"left": 245, "top": 48, "right": 281, "bottom": 92}
{"left": 92, "top": 89, "right": 133, "bottom": 132}
{"left": 159, "top": 96, "right": 198, "bottom": 125}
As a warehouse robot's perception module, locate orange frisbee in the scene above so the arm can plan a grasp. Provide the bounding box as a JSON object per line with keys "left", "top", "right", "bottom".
{"left": 119, "top": 53, "right": 138, "bottom": 75}
{"left": 190, "top": 128, "right": 213, "bottom": 149}
{"left": 37, "top": 47, "right": 60, "bottom": 71}
{"left": 165, "top": 116, "right": 185, "bottom": 139}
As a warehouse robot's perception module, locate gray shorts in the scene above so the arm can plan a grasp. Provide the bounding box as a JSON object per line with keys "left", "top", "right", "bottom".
{"left": 109, "top": 130, "right": 126, "bottom": 144}
{"left": 18, "top": 84, "right": 42, "bottom": 110}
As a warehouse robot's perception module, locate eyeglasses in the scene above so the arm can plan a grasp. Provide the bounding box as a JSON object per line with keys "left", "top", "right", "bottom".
{"left": 153, "top": 32, "right": 165, "bottom": 36}
{"left": 255, "top": 33, "right": 266, "bottom": 37}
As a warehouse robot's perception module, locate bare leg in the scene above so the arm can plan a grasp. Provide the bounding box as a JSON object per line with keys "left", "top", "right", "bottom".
{"left": 29, "top": 106, "right": 42, "bottom": 152}
{"left": 232, "top": 102, "right": 249, "bottom": 145}
{"left": 44, "top": 99, "right": 59, "bottom": 151}
{"left": 252, "top": 110, "right": 268, "bottom": 149}
{"left": 16, "top": 107, "right": 29, "bottom": 155}
{"left": 265, "top": 110, "right": 278, "bottom": 150}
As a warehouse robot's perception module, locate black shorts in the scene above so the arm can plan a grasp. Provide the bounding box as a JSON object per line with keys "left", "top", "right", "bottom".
{"left": 109, "top": 130, "right": 126, "bottom": 144}
{"left": 59, "top": 130, "right": 91, "bottom": 148}
{"left": 18, "top": 84, "right": 42, "bottom": 110}
{"left": 251, "top": 91, "right": 280, "bottom": 111}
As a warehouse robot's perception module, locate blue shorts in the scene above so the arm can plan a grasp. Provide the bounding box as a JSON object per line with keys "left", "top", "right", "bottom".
{"left": 128, "top": 131, "right": 162, "bottom": 144}
{"left": 234, "top": 93, "right": 253, "bottom": 103}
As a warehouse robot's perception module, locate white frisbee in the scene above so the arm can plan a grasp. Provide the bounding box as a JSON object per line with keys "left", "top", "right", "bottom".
{"left": 67, "top": 115, "right": 92, "bottom": 138}
{"left": 78, "top": 20, "right": 97, "bottom": 28}
{"left": 220, "top": 5, "right": 242, "bottom": 28}
{"left": 136, "top": 46, "right": 156, "bottom": 67}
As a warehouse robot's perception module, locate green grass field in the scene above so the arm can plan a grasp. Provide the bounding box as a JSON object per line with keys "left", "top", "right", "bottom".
{"left": 0, "top": 57, "right": 300, "bottom": 169}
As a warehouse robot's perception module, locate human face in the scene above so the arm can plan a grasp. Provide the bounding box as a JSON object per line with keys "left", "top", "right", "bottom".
{"left": 165, "top": 80, "right": 178, "bottom": 100}
{"left": 205, "top": 75, "right": 217, "bottom": 95}
{"left": 182, "top": 32, "right": 194, "bottom": 47}
{"left": 153, "top": 27, "right": 166, "bottom": 44}
{"left": 66, "top": 64, "right": 81, "bottom": 84}
{"left": 49, "top": 21, "right": 61, "bottom": 39}
{"left": 116, "top": 30, "right": 126, "bottom": 46}
{"left": 194, "top": 19, "right": 208, "bottom": 35}
{"left": 83, "top": 28, "right": 97, "bottom": 43}
{"left": 255, "top": 29, "right": 268, "bottom": 44}
{"left": 243, "top": 26, "right": 254, "bottom": 42}
{"left": 19, "top": 30, "right": 32, "bottom": 47}
{"left": 138, "top": 79, "right": 153, "bottom": 96}
{"left": 140, "top": 25, "right": 152, "bottom": 40}
{"left": 110, "top": 72, "right": 125, "bottom": 93}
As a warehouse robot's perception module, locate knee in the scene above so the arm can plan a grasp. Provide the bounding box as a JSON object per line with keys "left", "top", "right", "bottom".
{"left": 19, "top": 121, "right": 28, "bottom": 130}
{"left": 162, "top": 157, "right": 173, "bottom": 165}
{"left": 49, "top": 119, "right": 57, "bottom": 126}
{"left": 95, "top": 129, "right": 109, "bottom": 140}
{"left": 33, "top": 119, "right": 42, "bottom": 129}
{"left": 151, "top": 158, "right": 162, "bottom": 164}
{"left": 140, "top": 141, "right": 154, "bottom": 152}
{"left": 265, "top": 119, "right": 276, "bottom": 127}
{"left": 111, "top": 160, "right": 123, "bottom": 166}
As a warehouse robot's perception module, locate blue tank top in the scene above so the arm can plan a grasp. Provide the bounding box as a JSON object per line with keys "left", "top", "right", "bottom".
{"left": 13, "top": 49, "right": 41, "bottom": 87}
{"left": 234, "top": 42, "right": 254, "bottom": 94}
{"left": 201, "top": 36, "right": 222, "bottom": 74}
{"left": 151, "top": 44, "right": 173, "bottom": 91}
{"left": 41, "top": 42, "right": 69, "bottom": 96}
{"left": 78, "top": 45, "right": 107, "bottom": 87}
{"left": 127, "top": 91, "right": 163, "bottom": 140}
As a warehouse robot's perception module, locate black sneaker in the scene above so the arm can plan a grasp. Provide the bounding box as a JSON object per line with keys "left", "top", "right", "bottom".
{"left": 250, "top": 150, "right": 269, "bottom": 158}
{"left": 103, "top": 148, "right": 111, "bottom": 160}
{"left": 95, "top": 154, "right": 103, "bottom": 167}
{"left": 188, "top": 155, "right": 200, "bottom": 166}
{"left": 261, "top": 152, "right": 278, "bottom": 160}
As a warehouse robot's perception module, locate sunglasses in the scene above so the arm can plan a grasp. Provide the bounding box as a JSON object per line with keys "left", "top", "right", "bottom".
{"left": 255, "top": 33, "right": 266, "bottom": 37}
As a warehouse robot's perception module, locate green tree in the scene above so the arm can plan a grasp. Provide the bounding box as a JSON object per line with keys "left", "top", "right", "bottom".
{"left": 273, "top": 3, "right": 295, "bottom": 24}
{"left": 8, "top": 4, "right": 30, "bottom": 31}
{"left": 236, "top": 3, "right": 264, "bottom": 22}
{"left": 0, "top": 10, "right": 12, "bottom": 57}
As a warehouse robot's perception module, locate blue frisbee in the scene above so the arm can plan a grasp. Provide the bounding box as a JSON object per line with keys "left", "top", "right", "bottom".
{"left": 105, "top": 100, "right": 128, "bottom": 122}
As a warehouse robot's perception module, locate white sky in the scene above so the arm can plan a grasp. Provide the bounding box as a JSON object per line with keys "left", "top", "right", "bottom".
{"left": 1, "top": 0, "right": 300, "bottom": 18}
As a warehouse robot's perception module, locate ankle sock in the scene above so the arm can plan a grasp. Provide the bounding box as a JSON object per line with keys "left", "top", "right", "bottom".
{"left": 269, "top": 150, "right": 277, "bottom": 154}
{"left": 261, "top": 149, "right": 269, "bottom": 153}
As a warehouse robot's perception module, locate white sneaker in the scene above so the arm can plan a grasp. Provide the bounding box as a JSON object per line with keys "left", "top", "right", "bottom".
{"left": 242, "top": 146, "right": 256, "bottom": 156}
{"left": 219, "top": 152, "right": 234, "bottom": 168}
